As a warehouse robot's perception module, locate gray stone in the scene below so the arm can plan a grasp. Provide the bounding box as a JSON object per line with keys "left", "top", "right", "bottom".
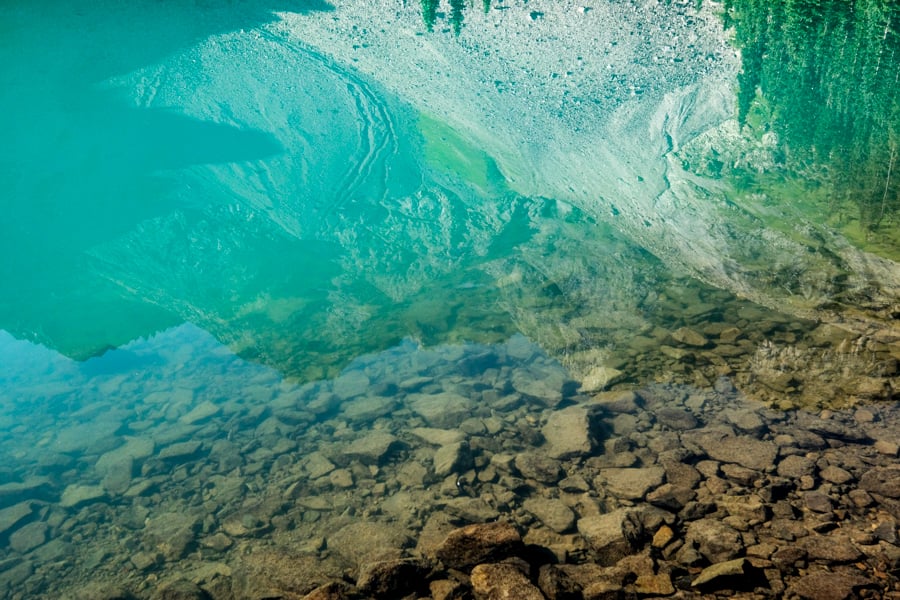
{"left": 655, "top": 407, "right": 698, "bottom": 430}
{"left": 332, "top": 370, "right": 370, "bottom": 399}
{"left": 685, "top": 430, "right": 777, "bottom": 471}
{"left": 329, "top": 469, "right": 354, "bottom": 488}
{"left": 59, "top": 484, "right": 106, "bottom": 508}
{"left": 433, "top": 442, "right": 472, "bottom": 477}
{"left": 579, "top": 366, "right": 624, "bottom": 392}
{"left": 802, "top": 535, "right": 863, "bottom": 563}
{"left": 541, "top": 405, "right": 601, "bottom": 459}
{"left": 820, "top": 465, "right": 853, "bottom": 485}
{"left": 646, "top": 483, "right": 696, "bottom": 511}
{"left": 100, "top": 456, "right": 134, "bottom": 495}
{"left": 8, "top": 521, "right": 47, "bottom": 553}
{"left": 143, "top": 512, "right": 201, "bottom": 561}
{"left": 513, "top": 367, "right": 568, "bottom": 405}
{"left": 157, "top": 441, "right": 202, "bottom": 461}
{"left": 859, "top": 466, "right": 900, "bottom": 498}
{"left": 671, "top": 327, "right": 708, "bottom": 347}
{"left": 685, "top": 518, "right": 744, "bottom": 563}
{"left": 777, "top": 455, "right": 816, "bottom": 479}
{"left": 523, "top": 498, "right": 576, "bottom": 534}
{"left": 597, "top": 467, "right": 665, "bottom": 500}
{"left": 576, "top": 509, "right": 643, "bottom": 566}
{"left": 514, "top": 453, "right": 563, "bottom": 484}
{"left": 590, "top": 391, "right": 643, "bottom": 414}
{"left": 304, "top": 452, "right": 336, "bottom": 479}
{"left": 328, "top": 522, "right": 412, "bottom": 569}
{"left": 341, "top": 396, "right": 398, "bottom": 421}
{"left": 178, "top": 401, "right": 221, "bottom": 425}
{"left": 722, "top": 408, "right": 766, "bottom": 435}
{"left": 409, "top": 392, "right": 473, "bottom": 428}
{"left": 0, "top": 502, "right": 33, "bottom": 537}
{"left": 435, "top": 521, "right": 522, "bottom": 569}
{"left": 342, "top": 432, "right": 399, "bottom": 465}
{"left": 804, "top": 491, "right": 834, "bottom": 513}
{"left": 471, "top": 562, "right": 545, "bottom": 600}
{"left": 443, "top": 497, "right": 497, "bottom": 523}
{"left": 408, "top": 427, "right": 466, "bottom": 447}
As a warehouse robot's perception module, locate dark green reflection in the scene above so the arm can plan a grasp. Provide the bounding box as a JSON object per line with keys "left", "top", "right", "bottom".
{"left": 725, "top": 0, "right": 899, "bottom": 233}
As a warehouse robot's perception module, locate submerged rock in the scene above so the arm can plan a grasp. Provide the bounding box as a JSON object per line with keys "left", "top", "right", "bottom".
{"left": 435, "top": 521, "right": 523, "bottom": 570}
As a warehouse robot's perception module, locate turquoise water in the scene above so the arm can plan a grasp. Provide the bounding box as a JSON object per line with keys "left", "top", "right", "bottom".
{"left": 3, "top": 1, "right": 895, "bottom": 597}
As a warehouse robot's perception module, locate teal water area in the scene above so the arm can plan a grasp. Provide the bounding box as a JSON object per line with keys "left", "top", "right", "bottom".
{"left": 2, "top": 1, "right": 883, "bottom": 597}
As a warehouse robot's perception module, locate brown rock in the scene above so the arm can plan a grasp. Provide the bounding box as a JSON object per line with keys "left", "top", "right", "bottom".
{"left": 470, "top": 563, "right": 544, "bottom": 600}
{"left": 435, "top": 521, "right": 523, "bottom": 570}
{"left": 685, "top": 518, "right": 743, "bottom": 563}
{"left": 802, "top": 536, "right": 863, "bottom": 563}
{"left": 357, "top": 559, "right": 429, "bottom": 599}
{"left": 576, "top": 509, "right": 643, "bottom": 566}
{"left": 788, "top": 572, "right": 875, "bottom": 600}
{"left": 859, "top": 466, "right": 900, "bottom": 498}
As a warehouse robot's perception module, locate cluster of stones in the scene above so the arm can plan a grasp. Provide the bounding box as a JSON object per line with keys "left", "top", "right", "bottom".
{"left": 1, "top": 332, "right": 898, "bottom": 599}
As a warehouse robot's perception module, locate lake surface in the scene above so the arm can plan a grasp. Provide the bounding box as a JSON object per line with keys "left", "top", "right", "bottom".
{"left": 1, "top": 1, "right": 898, "bottom": 598}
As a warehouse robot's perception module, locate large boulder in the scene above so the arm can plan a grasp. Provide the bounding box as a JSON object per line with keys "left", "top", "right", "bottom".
{"left": 434, "top": 521, "right": 523, "bottom": 570}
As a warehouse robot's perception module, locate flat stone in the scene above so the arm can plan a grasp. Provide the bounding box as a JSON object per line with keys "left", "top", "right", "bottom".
{"left": 859, "top": 466, "right": 900, "bottom": 498}
{"left": 671, "top": 327, "right": 708, "bottom": 347}
{"left": 598, "top": 467, "right": 665, "bottom": 500}
{"left": 655, "top": 407, "right": 698, "bottom": 430}
{"left": 332, "top": 370, "right": 370, "bottom": 399}
{"left": 685, "top": 518, "right": 743, "bottom": 563}
{"left": 0, "top": 502, "right": 33, "bottom": 536}
{"left": 157, "top": 441, "right": 202, "bottom": 461}
{"left": 409, "top": 392, "right": 473, "bottom": 428}
{"left": 685, "top": 430, "right": 777, "bottom": 471}
{"left": 328, "top": 522, "right": 412, "bottom": 569}
{"left": 143, "top": 512, "right": 201, "bottom": 561}
{"left": 329, "top": 469, "right": 354, "bottom": 488}
{"left": 179, "top": 400, "right": 221, "bottom": 425}
{"left": 820, "top": 465, "right": 853, "bottom": 485}
{"left": 777, "top": 455, "right": 816, "bottom": 479}
{"left": 435, "top": 521, "right": 522, "bottom": 570}
{"left": 341, "top": 396, "right": 398, "bottom": 421}
{"left": 514, "top": 453, "right": 563, "bottom": 484}
{"left": 523, "top": 498, "right": 576, "bottom": 534}
{"left": 691, "top": 557, "right": 749, "bottom": 588}
{"left": 408, "top": 427, "right": 466, "bottom": 447}
{"left": 59, "top": 484, "right": 106, "bottom": 508}
{"left": 342, "top": 432, "right": 399, "bottom": 465}
{"left": 541, "top": 405, "right": 601, "bottom": 459}
{"left": 8, "top": 521, "right": 47, "bottom": 553}
{"left": 788, "top": 572, "right": 875, "bottom": 600}
{"left": 804, "top": 491, "right": 834, "bottom": 513}
{"left": 443, "top": 497, "right": 497, "bottom": 523}
{"left": 576, "top": 509, "right": 643, "bottom": 566}
{"left": 433, "top": 442, "right": 472, "bottom": 477}
{"left": 874, "top": 439, "right": 899, "bottom": 456}
{"left": 304, "top": 452, "right": 336, "bottom": 479}
{"left": 512, "top": 366, "right": 568, "bottom": 406}
{"left": 646, "top": 483, "right": 696, "bottom": 511}
{"left": 580, "top": 366, "right": 624, "bottom": 392}
{"left": 802, "top": 535, "right": 863, "bottom": 563}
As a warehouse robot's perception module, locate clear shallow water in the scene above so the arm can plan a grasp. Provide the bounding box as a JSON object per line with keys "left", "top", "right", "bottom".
{"left": 2, "top": 1, "right": 898, "bottom": 598}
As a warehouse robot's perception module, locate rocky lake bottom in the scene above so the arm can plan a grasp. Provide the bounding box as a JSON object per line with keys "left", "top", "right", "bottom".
{"left": 0, "top": 284, "right": 899, "bottom": 600}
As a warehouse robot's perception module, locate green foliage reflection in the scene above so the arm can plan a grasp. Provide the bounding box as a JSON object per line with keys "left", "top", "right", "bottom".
{"left": 725, "top": 0, "right": 900, "bottom": 231}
